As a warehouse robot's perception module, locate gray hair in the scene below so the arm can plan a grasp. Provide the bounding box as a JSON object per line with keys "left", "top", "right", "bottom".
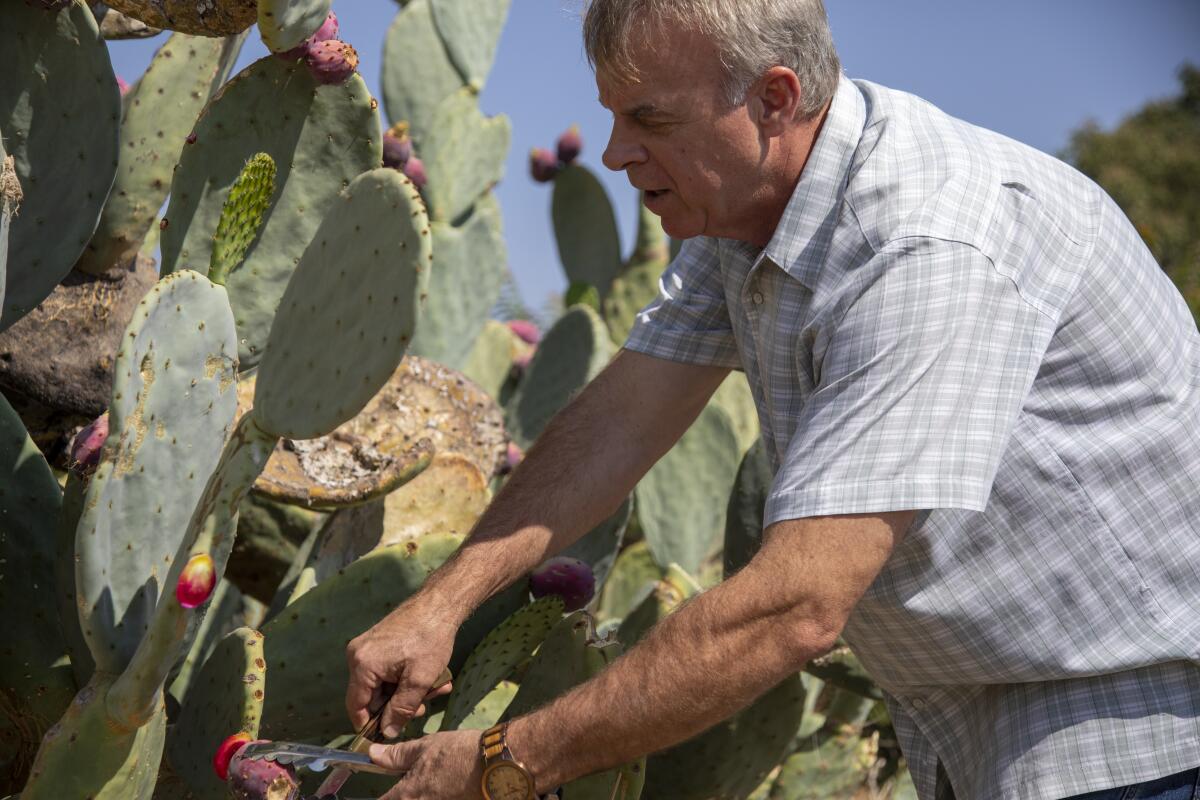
{"left": 583, "top": 0, "right": 841, "bottom": 120}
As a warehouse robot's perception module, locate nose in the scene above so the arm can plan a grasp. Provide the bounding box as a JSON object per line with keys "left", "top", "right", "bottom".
{"left": 602, "top": 121, "right": 647, "bottom": 173}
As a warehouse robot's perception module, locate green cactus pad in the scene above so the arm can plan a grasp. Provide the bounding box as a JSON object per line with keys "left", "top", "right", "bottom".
{"left": 76, "top": 32, "right": 245, "bottom": 276}
{"left": 560, "top": 496, "right": 632, "bottom": 593}
{"left": 0, "top": 394, "right": 75, "bottom": 788}
{"left": 103, "top": 0, "right": 257, "bottom": 36}
{"left": 643, "top": 673, "right": 807, "bottom": 799}
{"left": 602, "top": 256, "right": 662, "bottom": 346}
{"left": 455, "top": 679, "right": 518, "bottom": 731}
{"left": 710, "top": 372, "right": 760, "bottom": 456}
{"left": 74, "top": 270, "right": 239, "bottom": 675}
{"left": 440, "top": 597, "right": 564, "bottom": 731}
{"left": 635, "top": 404, "right": 741, "bottom": 574}
{"left": 804, "top": 646, "right": 884, "bottom": 703}
{"left": 766, "top": 728, "right": 874, "bottom": 800}
{"left": 160, "top": 56, "right": 381, "bottom": 369}
{"left": 257, "top": 0, "right": 332, "bottom": 52}
{"left": 381, "top": 0, "right": 467, "bottom": 149}
{"left": 107, "top": 414, "right": 277, "bottom": 728}
{"left": 628, "top": 194, "right": 670, "bottom": 270}
{"left": 462, "top": 320, "right": 523, "bottom": 401}
{"left": 168, "top": 628, "right": 267, "bottom": 800}
{"left": 595, "top": 541, "right": 664, "bottom": 624}
{"left": 0, "top": 1, "right": 120, "bottom": 330}
{"left": 502, "top": 613, "right": 645, "bottom": 799}
{"left": 55, "top": 474, "right": 95, "bottom": 688}
{"left": 504, "top": 305, "right": 613, "bottom": 449}
{"left": 409, "top": 192, "right": 507, "bottom": 368}
{"left": 207, "top": 153, "right": 276, "bottom": 286}
{"left": 552, "top": 165, "right": 623, "bottom": 300}
{"left": 252, "top": 168, "right": 430, "bottom": 440}
{"left": 166, "top": 578, "right": 249, "bottom": 707}
{"left": 422, "top": 89, "right": 512, "bottom": 224}
{"left": 20, "top": 677, "right": 166, "bottom": 800}
{"left": 723, "top": 439, "right": 771, "bottom": 578}
{"left": 257, "top": 535, "right": 461, "bottom": 742}
{"left": 428, "top": 0, "right": 511, "bottom": 91}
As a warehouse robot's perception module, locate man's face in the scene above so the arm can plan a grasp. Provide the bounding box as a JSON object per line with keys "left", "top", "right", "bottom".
{"left": 597, "top": 25, "right": 766, "bottom": 241}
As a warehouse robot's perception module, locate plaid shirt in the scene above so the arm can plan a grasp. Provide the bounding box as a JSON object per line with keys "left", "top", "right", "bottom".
{"left": 623, "top": 75, "right": 1200, "bottom": 800}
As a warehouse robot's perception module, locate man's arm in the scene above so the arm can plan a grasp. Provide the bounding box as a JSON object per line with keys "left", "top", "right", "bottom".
{"left": 346, "top": 349, "right": 731, "bottom": 733}
{"left": 507, "top": 510, "right": 915, "bottom": 790}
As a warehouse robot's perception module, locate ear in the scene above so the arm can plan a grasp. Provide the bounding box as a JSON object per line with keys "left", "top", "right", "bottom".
{"left": 750, "top": 66, "right": 804, "bottom": 136}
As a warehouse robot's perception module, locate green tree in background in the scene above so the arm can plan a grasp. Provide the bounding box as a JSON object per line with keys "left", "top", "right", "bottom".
{"left": 1063, "top": 63, "right": 1200, "bottom": 321}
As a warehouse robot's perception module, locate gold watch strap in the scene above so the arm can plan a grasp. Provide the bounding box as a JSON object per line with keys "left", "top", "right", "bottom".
{"left": 481, "top": 723, "right": 508, "bottom": 763}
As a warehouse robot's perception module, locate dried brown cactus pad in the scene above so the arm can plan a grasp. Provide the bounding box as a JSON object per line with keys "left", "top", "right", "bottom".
{"left": 103, "top": 0, "right": 256, "bottom": 37}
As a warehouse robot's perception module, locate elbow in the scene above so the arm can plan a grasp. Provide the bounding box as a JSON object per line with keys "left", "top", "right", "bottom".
{"left": 779, "top": 609, "right": 845, "bottom": 667}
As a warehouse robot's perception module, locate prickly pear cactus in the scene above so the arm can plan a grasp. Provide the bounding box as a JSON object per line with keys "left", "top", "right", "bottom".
{"left": 428, "top": 0, "right": 511, "bottom": 91}
{"left": 103, "top": 0, "right": 257, "bottom": 36}
{"left": 0, "top": 0, "right": 120, "bottom": 330}
{"left": 257, "top": 0, "right": 332, "bottom": 53}
{"left": 381, "top": 0, "right": 468, "bottom": 149}
{"left": 552, "top": 165, "right": 623, "bottom": 299}
{"left": 724, "top": 439, "right": 772, "bottom": 578}
{"left": 72, "top": 271, "right": 238, "bottom": 676}
{"left": 160, "top": 56, "right": 382, "bottom": 369}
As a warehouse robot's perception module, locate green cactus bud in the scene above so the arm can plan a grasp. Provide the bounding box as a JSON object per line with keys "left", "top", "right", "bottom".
{"left": 208, "top": 153, "right": 277, "bottom": 286}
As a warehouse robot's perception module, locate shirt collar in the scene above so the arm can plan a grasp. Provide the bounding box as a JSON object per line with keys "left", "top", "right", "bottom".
{"left": 758, "top": 74, "right": 868, "bottom": 291}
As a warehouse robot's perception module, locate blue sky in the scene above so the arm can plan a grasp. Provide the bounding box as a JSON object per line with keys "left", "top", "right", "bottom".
{"left": 108, "top": 1, "right": 1200, "bottom": 314}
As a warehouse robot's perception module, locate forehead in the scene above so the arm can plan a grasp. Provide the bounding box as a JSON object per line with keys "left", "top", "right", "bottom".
{"left": 595, "top": 23, "right": 725, "bottom": 111}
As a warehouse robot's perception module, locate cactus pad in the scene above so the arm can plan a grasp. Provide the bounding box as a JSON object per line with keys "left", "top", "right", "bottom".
{"left": 462, "top": 319, "right": 524, "bottom": 401}
{"left": 766, "top": 727, "right": 875, "bottom": 800}
{"left": 379, "top": 453, "right": 492, "bottom": 545}
{"left": 440, "top": 597, "right": 564, "bottom": 731}
{"left": 595, "top": 541, "right": 664, "bottom": 624}
{"left": 381, "top": 0, "right": 467, "bottom": 149}
{"left": 257, "top": 0, "right": 332, "bottom": 53}
{"left": 208, "top": 153, "right": 277, "bottom": 286}
{"left": 160, "top": 56, "right": 381, "bottom": 369}
{"left": 505, "top": 305, "right": 613, "bottom": 448}
{"left": 552, "top": 165, "right": 623, "bottom": 300}
{"left": 0, "top": 0, "right": 120, "bottom": 330}
{"left": 76, "top": 32, "right": 244, "bottom": 276}
{"left": 74, "top": 270, "right": 239, "bottom": 675}
{"left": 724, "top": 439, "right": 772, "bottom": 578}
{"left": 251, "top": 168, "right": 430, "bottom": 440}
{"left": 168, "top": 628, "right": 267, "bottom": 800}
{"left": 635, "top": 404, "right": 740, "bottom": 573}
{"left": 560, "top": 496, "right": 632, "bottom": 594}
{"left": 103, "top": 0, "right": 257, "bottom": 36}
{"left": 421, "top": 90, "right": 512, "bottom": 224}
{"left": 428, "top": 0, "right": 511, "bottom": 91}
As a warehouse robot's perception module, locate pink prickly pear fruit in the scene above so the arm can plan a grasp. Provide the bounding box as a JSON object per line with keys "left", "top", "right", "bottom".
{"left": 506, "top": 319, "right": 541, "bottom": 345}
{"left": 499, "top": 441, "right": 524, "bottom": 476}
{"left": 529, "top": 147, "right": 559, "bottom": 183}
{"left": 116, "top": 75, "right": 130, "bottom": 96}
{"left": 305, "top": 40, "right": 358, "bottom": 86}
{"left": 530, "top": 557, "right": 596, "bottom": 612}
{"left": 556, "top": 124, "right": 583, "bottom": 165}
{"left": 70, "top": 412, "right": 108, "bottom": 473}
{"left": 176, "top": 553, "right": 216, "bottom": 609}
{"left": 382, "top": 123, "right": 412, "bottom": 170}
{"left": 402, "top": 155, "right": 427, "bottom": 188}
{"left": 226, "top": 740, "right": 301, "bottom": 800}
{"left": 213, "top": 732, "right": 253, "bottom": 781}
{"left": 275, "top": 11, "right": 339, "bottom": 60}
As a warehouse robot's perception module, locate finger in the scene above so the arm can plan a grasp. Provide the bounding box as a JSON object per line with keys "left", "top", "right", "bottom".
{"left": 381, "top": 668, "right": 442, "bottom": 737}
{"left": 344, "top": 664, "right": 380, "bottom": 731}
{"left": 423, "top": 680, "right": 453, "bottom": 701}
{"left": 369, "top": 741, "right": 423, "bottom": 773}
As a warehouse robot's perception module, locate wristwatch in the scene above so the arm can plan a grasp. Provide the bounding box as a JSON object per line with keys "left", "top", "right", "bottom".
{"left": 480, "top": 722, "right": 537, "bottom": 800}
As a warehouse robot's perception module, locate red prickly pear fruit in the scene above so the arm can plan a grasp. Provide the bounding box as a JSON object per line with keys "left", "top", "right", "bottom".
{"left": 227, "top": 740, "right": 301, "bottom": 800}
{"left": 529, "top": 147, "right": 560, "bottom": 183}
{"left": 556, "top": 124, "right": 583, "bottom": 165}
{"left": 382, "top": 123, "right": 412, "bottom": 170}
{"left": 70, "top": 412, "right": 108, "bottom": 474}
{"left": 506, "top": 319, "right": 541, "bottom": 345}
{"left": 275, "top": 11, "right": 339, "bottom": 60}
{"left": 402, "top": 155, "right": 427, "bottom": 188}
{"left": 176, "top": 553, "right": 216, "bottom": 609}
{"left": 305, "top": 40, "right": 358, "bottom": 86}
{"left": 116, "top": 75, "right": 130, "bottom": 96}
{"left": 530, "top": 557, "right": 595, "bottom": 611}
{"left": 213, "top": 732, "right": 252, "bottom": 781}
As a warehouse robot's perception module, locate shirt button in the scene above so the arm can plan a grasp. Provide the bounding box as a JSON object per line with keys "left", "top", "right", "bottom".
{"left": 909, "top": 696, "right": 927, "bottom": 711}
{"left": 752, "top": 291, "right": 765, "bottom": 305}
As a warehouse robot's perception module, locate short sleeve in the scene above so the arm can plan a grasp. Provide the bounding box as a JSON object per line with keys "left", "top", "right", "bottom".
{"left": 764, "top": 237, "right": 1056, "bottom": 526}
{"left": 622, "top": 237, "right": 742, "bottom": 369}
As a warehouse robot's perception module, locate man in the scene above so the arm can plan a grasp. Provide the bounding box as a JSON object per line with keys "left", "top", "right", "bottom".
{"left": 347, "top": 1, "right": 1200, "bottom": 798}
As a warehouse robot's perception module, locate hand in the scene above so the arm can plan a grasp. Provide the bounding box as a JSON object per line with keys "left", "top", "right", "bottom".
{"left": 368, "top": 730, "right": 484, "bottom": 800}
{"left": 345, "top": 598, "right": 457, "bottom": 737}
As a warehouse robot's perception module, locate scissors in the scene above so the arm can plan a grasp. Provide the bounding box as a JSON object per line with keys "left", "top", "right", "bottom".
{"left": 234, "top": 667, "right": 453, "bottom": 798}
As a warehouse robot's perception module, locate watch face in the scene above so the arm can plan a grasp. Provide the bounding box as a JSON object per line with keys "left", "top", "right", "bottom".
{"left": 483, "top": 761, "right": 534, "bottom": 800}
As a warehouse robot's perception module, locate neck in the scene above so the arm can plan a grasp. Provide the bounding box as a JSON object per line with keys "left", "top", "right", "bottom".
{"left": 740, "top": 99, "right": 833, "bottom": 248}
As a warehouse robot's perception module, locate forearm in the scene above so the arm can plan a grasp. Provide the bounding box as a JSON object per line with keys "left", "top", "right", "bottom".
{"left": 417, "top": 351, "right": 728, "bottom": 624}
{"left": 506, "top": 564, "right": 836, "bottom": 789}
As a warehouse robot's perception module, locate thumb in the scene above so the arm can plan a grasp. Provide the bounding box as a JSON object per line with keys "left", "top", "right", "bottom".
{"left": 369, "top": 740, "right": 423, "bottom": 774}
